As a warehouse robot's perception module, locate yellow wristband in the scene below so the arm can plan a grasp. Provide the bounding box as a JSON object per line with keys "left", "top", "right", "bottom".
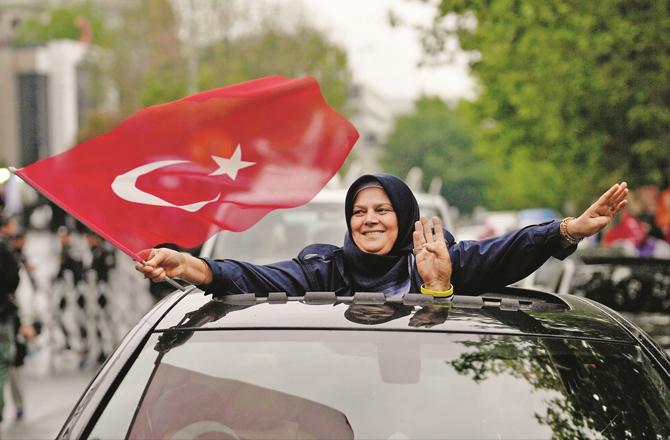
{"left": 420, "top": 284, "right": 454, "bottom": 298}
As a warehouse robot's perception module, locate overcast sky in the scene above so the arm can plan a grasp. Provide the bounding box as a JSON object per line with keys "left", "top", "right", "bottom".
{"left": 278, "top": 0, "right": 476, "bottom": 101}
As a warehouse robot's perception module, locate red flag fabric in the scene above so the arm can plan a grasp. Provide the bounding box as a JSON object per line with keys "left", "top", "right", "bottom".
{"left": 129, "top": 363, "right": 354, "bottom": 439}
{"left": 16, "top": 76, "right": 358, "bottom": 259}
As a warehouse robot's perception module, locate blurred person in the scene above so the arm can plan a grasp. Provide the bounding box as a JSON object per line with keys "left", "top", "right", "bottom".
{"left": 0, "top": 214, "right": 21, "bottom": 424}
{"left": 137, "top": 174, "right": 629, "bottom": 300}
{"left": 8, "top": 228, "right": 38, "bottom": 421}
{"left": 52, "top": 226, "right": 86, "bottom": 367}
{"left": 637, "top": 216, "right": 670, "bottom": 258}
{"left": 83, "top": 231, "right": 117, "bottom": 364}
{"left": 55, "top": 226, "right": 84, "bottom": 283}
{"left": 657, "top": 186, "right": 670, "bottom": 242}
{"left": 603, "top": 211, "right": 670, "bottom": 258}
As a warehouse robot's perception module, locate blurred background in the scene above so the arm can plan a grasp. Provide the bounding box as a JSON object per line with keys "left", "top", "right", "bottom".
{"left": 0, "top": 0, "right": 669, "bottom": 437}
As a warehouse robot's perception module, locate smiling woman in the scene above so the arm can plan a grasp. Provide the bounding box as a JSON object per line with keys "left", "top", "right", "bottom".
{"left": 136, "top": 173, "right": 628, "bottom": 298}
{"left": 350, "top": 186, "right": 398, "bottom": 255}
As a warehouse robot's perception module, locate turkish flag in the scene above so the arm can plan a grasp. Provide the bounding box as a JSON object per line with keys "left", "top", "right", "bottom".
{"left": 16, "top": 76, "right": 358, "bottom": 259}
{"left": 129, "top": 363, "right": 354, "bottom": 439}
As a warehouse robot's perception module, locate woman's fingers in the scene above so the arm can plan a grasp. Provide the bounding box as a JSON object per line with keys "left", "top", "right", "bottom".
{"left": 612, "top": 199, "right": 628, "bottom": 215}
{"left": 432, "top": 216, "right": 445, "bottom": 242}
{"left": 420, "top": 216, "right": 434, "bottom": 243}
{"left": 414, "top": 216, "right": 448, "bottom": 254}
{"left": 414, "top": 221, "right": 426, "bottom": 249}
{"left": 612, "top": 183, "right": 628, "bottom": 206}
{"left": 597, "top": 183, "right": 620, "bottom": 205}
{"left": 590, "top": 182, "right": 629, "bottom": 218}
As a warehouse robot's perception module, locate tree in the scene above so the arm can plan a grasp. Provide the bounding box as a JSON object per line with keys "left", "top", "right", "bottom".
{"left": 196, "top": 13, "right": 352, "bottom": 115}
{"left": 12, "top": 0, "right": 352, "bottom": 119}
{"left": 382, "top": 96, "right": 487, "bottom": 214}
{"left": 11, "top": 1, "right": 109, "bottom": 47}
{"left": 421, "top": 1, "right": 670, "bottom": 210}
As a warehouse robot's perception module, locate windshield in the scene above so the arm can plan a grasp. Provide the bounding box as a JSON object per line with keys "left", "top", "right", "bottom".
{"left": 90, "top": 331, "right": 670, "bottom": 439}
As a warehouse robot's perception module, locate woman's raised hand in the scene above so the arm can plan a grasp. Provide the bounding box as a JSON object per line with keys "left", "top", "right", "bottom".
{"left": 135, "top": 248, "right": 213, "bottom": 285}
{"left": 413, "top": 216, "right": 452, "bottom": 292}
{"left": 567, "top": 182, "right": 629, "bottom": 239}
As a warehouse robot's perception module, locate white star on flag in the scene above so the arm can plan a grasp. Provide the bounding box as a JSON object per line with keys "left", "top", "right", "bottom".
{"left": 208, "top": 144, "right": 255, "bottom": 180}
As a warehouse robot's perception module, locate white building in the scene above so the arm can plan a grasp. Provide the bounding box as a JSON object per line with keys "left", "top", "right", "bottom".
{"left": 0, "top": 38, "right": 89, "bottom": 167}
{"left": 348, "top": 83, "right": 413, "bottom": 174}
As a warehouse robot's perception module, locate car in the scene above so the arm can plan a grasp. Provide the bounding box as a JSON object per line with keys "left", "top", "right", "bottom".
{"left": 555, "top": 254, "right": 670, "bottom": 310}
{"left": 59, "top": 287, "right": 670, "bottom": 439}
{"left": 199, "top": 186, "right": 454, "bottom": 263}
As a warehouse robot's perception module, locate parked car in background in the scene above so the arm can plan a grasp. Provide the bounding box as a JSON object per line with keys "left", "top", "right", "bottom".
{"left": 59, "top": 287, "right": 670, "bottom": 439}
{"left": 517, "top": 208, "right": 561, "bottom": 227}
{"left": 555, "top": 255, "right": 670, "bottom": 311}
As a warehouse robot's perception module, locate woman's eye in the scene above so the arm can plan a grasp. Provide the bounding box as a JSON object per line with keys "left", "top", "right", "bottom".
{"left": 378, "top": 208, "right": 392, "bottom": 214}
{"left": 353, "top": 210, "right": 365, "bottom": 216}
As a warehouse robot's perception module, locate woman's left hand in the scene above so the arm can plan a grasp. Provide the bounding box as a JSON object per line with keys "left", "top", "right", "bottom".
{"left": 568, "top": 182, "right": 629, "bottom": 239}
{"left": 413, "top": 216, "right": 452, "bottom": 292}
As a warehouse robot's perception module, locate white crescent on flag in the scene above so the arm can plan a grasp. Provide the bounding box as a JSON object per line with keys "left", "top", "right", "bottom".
{"left": 110, "top": 144, "right": 256, "bottom": 212}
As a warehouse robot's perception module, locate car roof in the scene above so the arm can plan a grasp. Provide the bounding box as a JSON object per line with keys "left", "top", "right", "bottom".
{"left": 153, "top": 288, "right": 636, "bottom": 344}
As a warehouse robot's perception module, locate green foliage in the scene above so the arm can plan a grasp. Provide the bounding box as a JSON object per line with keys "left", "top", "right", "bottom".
{"left": 76, "top": 109, "right": 122, "bottom": 144}
{"left": 106, "top": 1, "right": 351, "bottom": 115}
{"left": 199, "top": 25, "right": 352, "bottom": 115}
{"left": 424, "top": 0, "right": 670, "bottom": 210}
{"left": 11, "top": 2, "right": 109, "bottom": 47}
{"left": 382, "top": 96, "right": 488, "bottom": 213}
{"left": 105, "top": 0, "right": 183, "bottom": 115}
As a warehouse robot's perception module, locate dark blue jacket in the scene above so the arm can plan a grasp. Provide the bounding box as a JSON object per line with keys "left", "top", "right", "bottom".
{"left": 201, "top": 220, "right": 574, "bottom": 296}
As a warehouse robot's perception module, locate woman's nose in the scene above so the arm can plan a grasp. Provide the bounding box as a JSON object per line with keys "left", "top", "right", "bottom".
{"left": 363, "top": 211, "right": 379, "bottom": 224}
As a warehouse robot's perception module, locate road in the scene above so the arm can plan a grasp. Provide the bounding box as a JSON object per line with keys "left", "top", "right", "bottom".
{"left": 3, "top": 370, "right": 95, "bottom": 439}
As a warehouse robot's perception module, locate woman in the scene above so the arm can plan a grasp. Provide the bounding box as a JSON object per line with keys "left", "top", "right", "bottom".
{"left": 136, "top": 174, "right": 628, "bottom": 297}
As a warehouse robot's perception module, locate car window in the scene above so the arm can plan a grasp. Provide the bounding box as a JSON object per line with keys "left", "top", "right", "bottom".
{"left": 211, "top": 202, "right": 345, "bottom": 263}
{"left": 89, "top": 330, "right": 670, "bottom": 439}
{"left": 209, "top": 200, "right": 445, "bottom": 263}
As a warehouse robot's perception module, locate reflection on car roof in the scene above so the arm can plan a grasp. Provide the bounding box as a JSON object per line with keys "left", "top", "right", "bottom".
{"left": 155, "top": 288, "right": 635, "bottom": 344}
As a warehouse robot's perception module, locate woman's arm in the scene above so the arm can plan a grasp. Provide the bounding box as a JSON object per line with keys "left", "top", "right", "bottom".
{"left": 449, "top": 220, "right": 565, "bottom": 293}
{"left": 136, "top": 247, "right": 317, "bottom": 296}
{"left": 451, "top": 182, "right": 628, "bottom": 294}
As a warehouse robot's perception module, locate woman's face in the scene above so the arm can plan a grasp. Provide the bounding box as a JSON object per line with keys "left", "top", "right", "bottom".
{"left": 350, "top": 187, "right": 398, "bottom": 255}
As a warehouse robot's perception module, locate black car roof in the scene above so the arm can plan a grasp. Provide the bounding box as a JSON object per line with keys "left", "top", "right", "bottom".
{"left": 154, "top": 287, "right": 636, "bottom": 343}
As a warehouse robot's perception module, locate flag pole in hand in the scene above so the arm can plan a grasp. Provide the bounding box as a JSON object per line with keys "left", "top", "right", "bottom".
{"left": 139, "top": 260, "right": 186, "bottom": 292}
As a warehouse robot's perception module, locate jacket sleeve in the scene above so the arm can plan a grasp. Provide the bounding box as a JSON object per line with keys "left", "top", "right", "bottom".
{"left": 198, "top": 257, "right": 314, "bottom": 297}
{"left": 450, "top": 220, "right": 575, "bottom": 294}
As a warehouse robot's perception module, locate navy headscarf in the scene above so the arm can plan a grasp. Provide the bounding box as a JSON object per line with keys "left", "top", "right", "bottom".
{"left": 343, "top": 174, "right": 421, "bottom": 294}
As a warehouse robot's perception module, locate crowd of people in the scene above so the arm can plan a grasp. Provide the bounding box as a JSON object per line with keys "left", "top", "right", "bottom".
{"left": 0, "top": 180, "right": 154, "bottom": 424}
{"left": 599, "top": 184, "right": 670, "bottom": 258}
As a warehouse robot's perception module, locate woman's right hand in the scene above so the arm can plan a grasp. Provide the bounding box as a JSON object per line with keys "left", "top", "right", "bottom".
{"left": 135, "top": 248, "right": 213, "bottom": 285}
{"left": 413, "top": 216, "right": 453, "bottom": 292}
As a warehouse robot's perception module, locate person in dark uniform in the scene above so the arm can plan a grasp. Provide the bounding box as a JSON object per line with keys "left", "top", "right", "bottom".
{"left": 0, "top": 214, "right": 20, "bottom": 422}
{"left": 8, "top": 228, "right": 38, "bottom": 420}
{"left": 53, "top": 226, "right": 85, "bottom": 362}
{"left": 84, "top": 231, "right": 117, "bottom": 364}
{"left": 136, "top": 174, "right": 629, "bottom": 299}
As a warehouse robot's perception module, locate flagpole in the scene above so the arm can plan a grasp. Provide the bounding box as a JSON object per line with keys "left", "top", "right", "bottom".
{"left": 8, "top": 166, "right": 187, "bottom": 293}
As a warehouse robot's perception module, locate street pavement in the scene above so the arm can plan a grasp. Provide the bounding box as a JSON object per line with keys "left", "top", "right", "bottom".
{"left": 3, "top": 370, "right": 95, "bottom": 439}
